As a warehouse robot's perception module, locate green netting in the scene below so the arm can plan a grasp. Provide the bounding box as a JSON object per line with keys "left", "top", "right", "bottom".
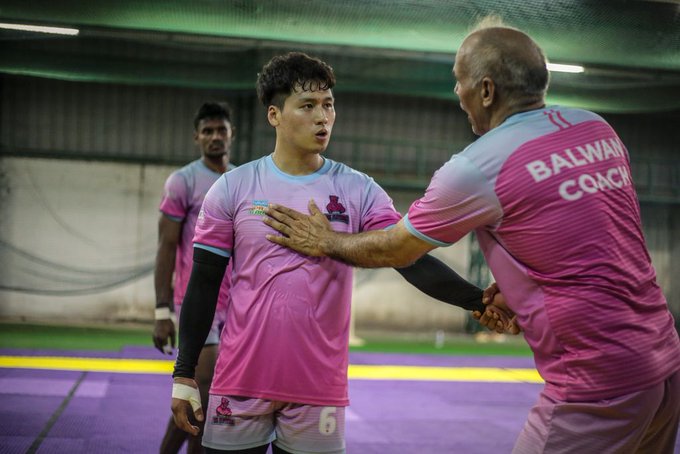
{"left": 1, "top": 34, "right": 679, "bottom": 113}
{"left": 1, "top": 0, "right": 679, "bottom": 69}
{"left": 0, "top": 0, "right": 679, "bottom": 113}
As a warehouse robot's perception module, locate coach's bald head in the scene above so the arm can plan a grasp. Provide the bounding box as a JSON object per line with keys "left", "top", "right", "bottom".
{"left": 453, "top": 19, "right": 549, "bottom": 134}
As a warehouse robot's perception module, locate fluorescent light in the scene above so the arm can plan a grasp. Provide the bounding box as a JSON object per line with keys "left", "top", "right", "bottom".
{"left": 547, "top": 63, "right": 584, "bottom": 73}
{"left": 0, "top": 22, "right": 79, "bottom": 36}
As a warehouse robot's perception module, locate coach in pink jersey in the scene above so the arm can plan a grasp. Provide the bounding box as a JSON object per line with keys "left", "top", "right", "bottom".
{"left": 154, "top": 102, "right": 235, "bottom": 454}
{"left": 264, "top": 20, "right": 680, "bottom": 454}
{"left": 170, "top": 53, "right": 499, "bottom": 454}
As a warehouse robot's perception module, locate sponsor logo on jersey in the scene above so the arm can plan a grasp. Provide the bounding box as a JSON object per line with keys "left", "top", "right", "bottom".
{"left": 250, "top": 199, "right": 268, "bottom": 215}
{"left": 324, "top": 195, "right": 349, "bottom": 224}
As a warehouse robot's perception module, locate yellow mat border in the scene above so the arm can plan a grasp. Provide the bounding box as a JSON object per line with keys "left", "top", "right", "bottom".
{"left": 0, "top": 355, "right": 543, "bottom": 383}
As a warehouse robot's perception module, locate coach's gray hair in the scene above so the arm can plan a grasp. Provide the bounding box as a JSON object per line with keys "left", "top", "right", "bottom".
{"left": 465, "top": 15, "right": 550, "bottom": 105}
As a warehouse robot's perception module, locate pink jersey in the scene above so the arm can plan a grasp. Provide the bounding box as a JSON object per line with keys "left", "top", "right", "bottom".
{"left": 406, "top": 107, "right": 680, "bottom": 401}
{"left": 159, "top": 159, "right": 233, "bottom": 315}
{"left": 193, "top": 155, "right": 401, "bottom": 406}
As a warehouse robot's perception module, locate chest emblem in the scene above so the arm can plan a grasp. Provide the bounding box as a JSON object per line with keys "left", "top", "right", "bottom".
{"left": 325, "top": 195, "right": 349, "bottom": 224}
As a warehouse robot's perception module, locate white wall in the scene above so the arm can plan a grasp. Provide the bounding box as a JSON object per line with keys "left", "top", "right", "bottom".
{"left": 0, "top": 157, "right": 170, "bottom": 321}
{"left": 0, "top": 157, "right": 472, "bottom": 331}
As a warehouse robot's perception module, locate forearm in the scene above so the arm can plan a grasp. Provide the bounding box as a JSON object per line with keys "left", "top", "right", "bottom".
{"left": 173, "top": 248, "right": 228, "bottom": 379}
{"left": 154, "top": 242, "right": 177, "bottom": 309}
{"left": 322, "top": 230, "right": 419, "bottom": 268}
{"left": 394, "top": 254, "right": 485, "bottom": 313}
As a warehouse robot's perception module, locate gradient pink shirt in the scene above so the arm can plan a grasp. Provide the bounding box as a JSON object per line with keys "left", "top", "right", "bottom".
{"left": 193, "top": 155, "right": 401, "bottom": 406}
{"left": 406, "top": 107, "right": 680, "bottom": 401}
{"left": 159, "top": 159, "right": 233, "bottom": 316}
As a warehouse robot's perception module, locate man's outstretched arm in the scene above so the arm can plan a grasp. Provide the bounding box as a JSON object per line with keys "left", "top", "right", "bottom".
{"left": 264, "top": 201, "right": 520, "bottom": 331}
{"left": 171, "top": 247, "right": 228, "bottom": 436}
{"left": 264, "top": 200, "right": 430, "bottom": 268}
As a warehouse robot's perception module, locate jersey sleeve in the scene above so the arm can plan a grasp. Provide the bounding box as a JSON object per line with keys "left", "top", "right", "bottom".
{"left": 405, "top": 154, "right": 502, "bottom": 246}
{"left": 159, "top": 171, "right": 188, "bottom": 221}
{"left": 192, "top": 176, "right": 233, "bottom": 257}
{"left": 359, "top": 178, "right": 403, "bottom": 232}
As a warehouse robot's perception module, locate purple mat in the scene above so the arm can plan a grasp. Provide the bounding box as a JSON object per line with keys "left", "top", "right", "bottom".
{"left": 0, "top": 347, "right": 677, "bottom": 454}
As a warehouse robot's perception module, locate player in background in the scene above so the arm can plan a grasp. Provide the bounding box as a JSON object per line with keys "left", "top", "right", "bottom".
{"left": 263, "top": 19, "right": 680, "bottom": 454}
{"left": 153, "top": 102, "right": 236, "bottom": 454}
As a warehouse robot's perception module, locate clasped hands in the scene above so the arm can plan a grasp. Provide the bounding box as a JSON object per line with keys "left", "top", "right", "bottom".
{"left": 476, "top": 282, "right": 520, "bottom": 334}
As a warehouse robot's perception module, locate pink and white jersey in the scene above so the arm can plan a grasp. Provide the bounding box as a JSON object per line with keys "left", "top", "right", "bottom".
{"left": 159, "top": 159, "right": 233, "bottom": 315}
{"left": 406, "top": 106, "right": 680, "bottom": 401}
{"left": 193, "top": 155, "right": 401, "bottom": 406}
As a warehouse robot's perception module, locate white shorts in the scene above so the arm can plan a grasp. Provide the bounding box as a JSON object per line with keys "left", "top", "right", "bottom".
{"left": 203, "top": 318, "right": 223, "bottom": 346}
{"left": 202, "top": 394, "right": 346, "bottom": 454}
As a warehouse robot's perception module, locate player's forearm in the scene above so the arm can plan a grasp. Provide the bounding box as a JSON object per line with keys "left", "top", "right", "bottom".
{"left": 154, "top": 242, "right": 177, "bottom": 308}
{"left": 322, "top": 230, "right": 418, "bottom": 268}
{"left": 173, "top": 248, "right": 228, "bottom": 379}
{"left": 394, "top": 254, "right": 485, "bottom": 312}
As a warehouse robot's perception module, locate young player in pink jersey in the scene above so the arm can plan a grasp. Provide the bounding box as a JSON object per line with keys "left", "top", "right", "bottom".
{"left": 169, "top": 53, "right": 506, "bottom": 454}
{"left": 154, "top": 102, "right": 235, "bottom": 454}
{"left": 264, "top": 20, "right": 680, "bottom": 454}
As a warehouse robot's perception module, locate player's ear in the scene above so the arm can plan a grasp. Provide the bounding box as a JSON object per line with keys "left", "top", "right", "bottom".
{"left": 267, "top": 105, "right": 281, "bottom": 127}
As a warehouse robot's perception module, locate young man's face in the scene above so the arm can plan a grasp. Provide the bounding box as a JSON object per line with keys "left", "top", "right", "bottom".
{"left": 194, "top": 118, "right": 233, "bottom": 159}
{"left": 271, "top": 85, "right": 335, "bottom": 154}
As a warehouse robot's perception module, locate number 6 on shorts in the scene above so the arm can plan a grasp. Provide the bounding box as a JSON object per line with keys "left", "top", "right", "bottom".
{"left": 318, "top": 407, "right": 337, "bottom": 435}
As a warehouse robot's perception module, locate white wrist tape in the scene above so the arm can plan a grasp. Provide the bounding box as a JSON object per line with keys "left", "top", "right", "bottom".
{"left": 172, "top": 383, "right": 202, "bottom": 412}
{"left": 155, "top": 307, "right": 172, "bottom": 320}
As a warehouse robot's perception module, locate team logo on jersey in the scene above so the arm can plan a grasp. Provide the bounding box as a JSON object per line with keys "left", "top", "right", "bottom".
{"left": 325, "top": 195, "right": 349, "bottom": 224}
{"left": 211, "top": 397, "right": 235, "bottom": 426}
{"left": 250, "top": 199, "right": 268, "bottom": 215}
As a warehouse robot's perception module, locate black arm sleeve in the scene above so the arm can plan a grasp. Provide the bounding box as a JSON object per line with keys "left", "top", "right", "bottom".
{"left": 394, "top": 254, "right": 485, "bottom": 313}
{"left": 172, "top": 247, "right": 229, "bottom": 379}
